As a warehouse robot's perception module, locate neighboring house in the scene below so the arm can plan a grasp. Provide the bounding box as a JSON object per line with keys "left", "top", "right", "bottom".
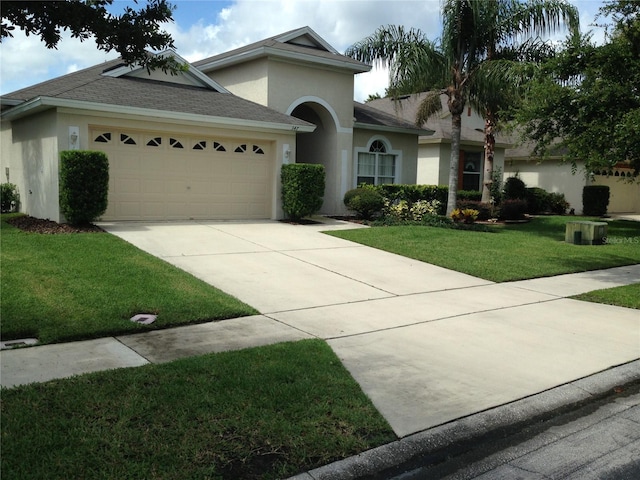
{"left": 367, "top": 93, "right": 511, "bottom": 193}
{"left": 505, "top": 145, "right": 640, "bottom": 215}
{"left": 368, "top": 93, "right": 640, "bottom": 214}
{"left": 0, "top": 26, "right": 428, "bottom": 223}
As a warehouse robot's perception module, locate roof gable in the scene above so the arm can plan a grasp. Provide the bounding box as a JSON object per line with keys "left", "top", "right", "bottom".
{"left": 275, "top": 26, "right": 338, "bottom": 53}
{"left": 101, "top": 50, "right": 229, "bottom": 92}
{"left": 194, "top": 26, "right": 369, "bottom": 74}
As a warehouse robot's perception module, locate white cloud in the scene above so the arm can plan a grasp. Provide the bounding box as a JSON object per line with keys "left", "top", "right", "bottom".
{"left": 0, "top": 0, "right": 606, "bottom": 97}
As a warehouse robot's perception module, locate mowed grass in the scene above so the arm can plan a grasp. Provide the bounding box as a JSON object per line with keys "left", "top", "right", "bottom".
{"left": 0, "top": 339, "right": 395, "bottom": 480}
{"left": 573, "top": 283, "right": 640, "bottom": 309}
{"left": 1, "top": 214, "right": 257, "bottom": 344}
{"left": 328, "top": 216, "right": 640, "bottom": 282}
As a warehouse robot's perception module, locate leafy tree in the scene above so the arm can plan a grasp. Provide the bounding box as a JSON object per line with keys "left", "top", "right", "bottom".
{"left": 346, "top": 0, "right": 578, "bottom": 214}
{"left": 1, "top": 0, "right": 179, "bottom": 72}
{"left": 514, "top": 0, "right": 640, "bottom": 175}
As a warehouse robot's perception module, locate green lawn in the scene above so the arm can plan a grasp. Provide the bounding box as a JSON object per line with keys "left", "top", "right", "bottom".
{"left": 573, "top": 283, "right": 640, "bottom": 309}
{"left": 2, "top": 213, "right": 637, "bottom": 479}
{"left": 0, "top": 214, "right": 257, "bottom": 344}
{"left": 0, "top": 339, "right": 395, "bottom": 480}
{"left": 328, "top": 216, "right": 640, "bottom": 282}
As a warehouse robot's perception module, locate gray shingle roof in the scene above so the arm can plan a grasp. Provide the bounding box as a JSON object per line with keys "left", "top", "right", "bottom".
{"left": 366, "top": 93, "right": 511, "bottom": 146}
{"left": 353, "top": 101, "right": 432, "bottom": 135}
{"left": 2, "top": 59, "right": 312, "bottom": 127}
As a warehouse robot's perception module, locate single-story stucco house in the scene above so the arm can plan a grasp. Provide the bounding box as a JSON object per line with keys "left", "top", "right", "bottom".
{"left": 0, "top": 26, "right": 430, "bottom": 222}
{"left": 367, "top": 92, "right": 639, "bottom": 214}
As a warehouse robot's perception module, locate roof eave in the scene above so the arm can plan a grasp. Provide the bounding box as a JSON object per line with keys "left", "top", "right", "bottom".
{"left": 198, "top": 46, "right": 371, "bottom": 74}
{"left": 354, "top": 122, "right": 432, "bottom": 136}
{"left": 1, "top": 96, "right": 316, "bottom": 133}
{"left": 419, "top": 137, "right": 512, "bottom": 148}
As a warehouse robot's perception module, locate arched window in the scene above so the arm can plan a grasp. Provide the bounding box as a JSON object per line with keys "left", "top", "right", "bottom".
{"left": 357, "top": 139, "right": 396, "bottom": 185}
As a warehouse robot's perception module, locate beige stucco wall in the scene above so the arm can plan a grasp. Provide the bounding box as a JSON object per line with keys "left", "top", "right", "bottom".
{"left": 59, "top": 109, "right": 297, "bottom": 219}
{"left": 4, "top": 107, "right": 297, "bottom": 221}
{"left": 206, "top": 58, "right": 270, "bottom": 106}
{"left": 268, "top": 60, "right": 355, "bottom": 127}
{"left": 504, "top": 159, "right": 587, "bottom": 214}
{"left": 592, "top": 174, "right": 640, "bottom": 213}
{"left": 417, "top": 141, "right": 506, "bottom": 190}
{"left": 417, "top": 142, "right": 450, "bottom": 186}
{"left": 206, "top": 58, "right": 358, "bottom": 215}
{"left": 1, "top": 120, "right": 15, "bottom": 183}
{"left": 265, "top": 60, "right": 357, "bottom": 215}
{"left": 6, "top": 110, "right": 61, "bottom": 221}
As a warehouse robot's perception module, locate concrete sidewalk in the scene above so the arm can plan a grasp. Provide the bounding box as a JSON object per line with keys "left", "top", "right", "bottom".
{"left": 2, "top": 219, "right": 639, "bottom": 444}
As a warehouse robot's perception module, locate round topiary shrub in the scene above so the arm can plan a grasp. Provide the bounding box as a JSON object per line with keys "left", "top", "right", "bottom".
{"left": 548, "top": 192, "right": 570, "bottom": 215}
{"left": 503, "top": 176, "right": 527, "bottom": 201}
{"left": 343, "top": 187, "right": 385, "bottom": 220}
{"left": 525, "top": 187, "right": 551, "bottom": 214}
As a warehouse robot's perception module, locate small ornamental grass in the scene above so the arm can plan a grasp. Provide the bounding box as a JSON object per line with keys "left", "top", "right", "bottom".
{"left": 450, "top": 208, "right": 479, "bottom": 224}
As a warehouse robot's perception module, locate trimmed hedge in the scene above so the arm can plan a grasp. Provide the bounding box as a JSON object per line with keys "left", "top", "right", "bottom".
{"left": 583, "top": 185, "right": 610, "bottom": 216}
{"left": 503, "top": 176, "right": 527, "bottom": 200}
{"left": 457, "top": 190, "right": 482, "bottom": 202}
{"left": 281, "top": 163, "right": 325, "bottom": 220}
{"left": 59, "top": 150, "right": 109, "bottom": 225}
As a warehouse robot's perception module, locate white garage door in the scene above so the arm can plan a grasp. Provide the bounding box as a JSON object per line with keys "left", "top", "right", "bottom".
{"left": 90, "top": 128, "right": 273, "bottom": 221}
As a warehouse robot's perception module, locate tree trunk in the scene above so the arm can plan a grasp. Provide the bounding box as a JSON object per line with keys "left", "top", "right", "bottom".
{"left": 481, "top": 112, "right": 496, "bottom": 204}
{"left": 447, "top": 112, "right": 462, "bottom": 216}
{"left": 446, "top": 86, "right": 464, "bottom": 216}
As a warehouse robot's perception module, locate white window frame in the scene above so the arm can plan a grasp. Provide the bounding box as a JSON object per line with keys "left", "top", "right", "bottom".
{"left": 353, "top": 136, "right": 402, "bottom": 187}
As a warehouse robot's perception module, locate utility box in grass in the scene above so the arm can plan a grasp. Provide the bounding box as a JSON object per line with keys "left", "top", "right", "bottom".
{"left": 565, "top": 221, "right": 608, "bottom": 245}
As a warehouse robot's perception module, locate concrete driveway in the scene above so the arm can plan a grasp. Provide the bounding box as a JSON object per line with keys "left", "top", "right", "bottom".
{"left": 102, "top": 219, "right": 640, "bottom": 438}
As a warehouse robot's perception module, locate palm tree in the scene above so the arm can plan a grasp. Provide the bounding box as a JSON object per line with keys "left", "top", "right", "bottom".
{"left": 346, "top": 0, "right": 579, "bottom": 214}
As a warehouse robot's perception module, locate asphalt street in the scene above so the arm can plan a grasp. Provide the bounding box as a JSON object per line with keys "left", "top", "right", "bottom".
{"left": 391, "top": 381, "right": 640, "bottom": 480}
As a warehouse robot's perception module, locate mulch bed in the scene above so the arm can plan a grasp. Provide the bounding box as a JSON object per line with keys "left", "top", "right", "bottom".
{"left": 6, "top": 215, "right": 105, "bottom": 234}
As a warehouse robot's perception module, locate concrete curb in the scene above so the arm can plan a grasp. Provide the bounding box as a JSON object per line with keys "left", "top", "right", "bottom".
{"left": 288, "top": 359, "right": 640, "bottom": 480}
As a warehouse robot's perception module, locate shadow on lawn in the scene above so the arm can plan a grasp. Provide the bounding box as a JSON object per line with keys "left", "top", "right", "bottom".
{"left": 505, "top": 217, "right": 640, "bottom": 242}
{"left": 550, "top": 255, "right": 640, "bottom": 282}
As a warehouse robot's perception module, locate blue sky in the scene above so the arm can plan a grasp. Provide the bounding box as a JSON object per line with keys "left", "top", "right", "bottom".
{"left": 0, "top": 0, "right": 608, "bottom": 101}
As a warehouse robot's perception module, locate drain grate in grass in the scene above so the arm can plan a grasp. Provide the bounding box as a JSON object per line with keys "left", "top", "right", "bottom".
{"left": 130, "top": 313, "right": 157, "bottom": 325}
{"left": 0, "top": 338, "right": 38, "bottom": 350}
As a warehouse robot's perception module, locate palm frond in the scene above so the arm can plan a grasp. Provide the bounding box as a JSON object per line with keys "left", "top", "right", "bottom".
{"left": 345, "top": 24, "right": 449, "bottom": 95}
{"left": 506, "top": 0, "right": 580, "bottom": 42}
{"left": 415, "top": 91, "right": 444, "bottom": 126}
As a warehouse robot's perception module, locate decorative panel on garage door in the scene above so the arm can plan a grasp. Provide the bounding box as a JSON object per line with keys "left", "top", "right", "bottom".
{"left": 90, "top": 128, "right": 273, "bottom": 221}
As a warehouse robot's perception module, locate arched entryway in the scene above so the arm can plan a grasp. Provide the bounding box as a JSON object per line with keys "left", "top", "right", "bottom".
{"left": 289, "top": 100, "right": 338, "bottom": 213}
